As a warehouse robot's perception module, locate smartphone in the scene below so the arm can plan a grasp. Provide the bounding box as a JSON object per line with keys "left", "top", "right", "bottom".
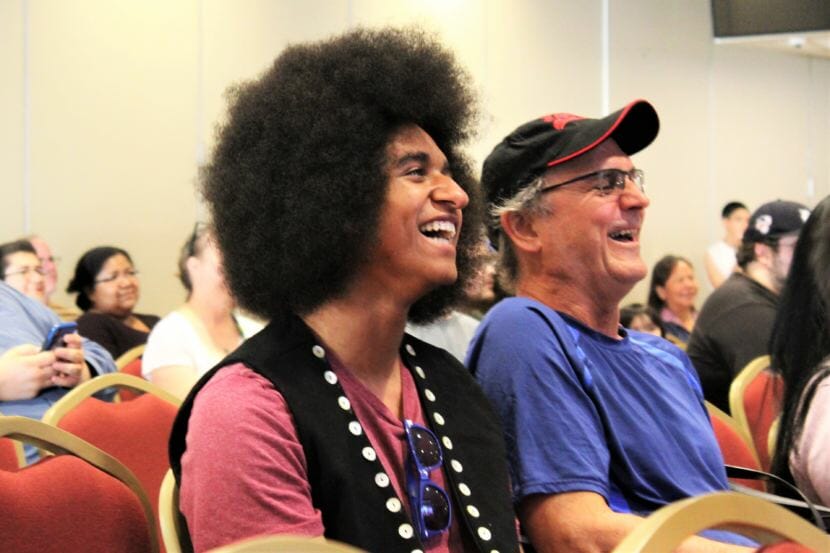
{"left": 41, "top": 322, "right": 78, "bottom": 350}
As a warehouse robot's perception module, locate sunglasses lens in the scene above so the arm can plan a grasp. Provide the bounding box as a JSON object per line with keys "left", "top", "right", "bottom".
{"left": 409, "top": 426, "right": 441, "bottom": 468}
{"left": 421, "top": 484, "right": 451, "bottom": 531}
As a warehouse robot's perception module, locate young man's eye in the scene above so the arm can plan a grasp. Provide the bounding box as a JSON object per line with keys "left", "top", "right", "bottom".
{"left": 406, "top": 167, "right": 426, "bottom": 177}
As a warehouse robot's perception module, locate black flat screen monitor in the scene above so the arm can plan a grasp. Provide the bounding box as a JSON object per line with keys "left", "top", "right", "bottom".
{"left": 712, "top": 0, "right": 830, "bottom": 38}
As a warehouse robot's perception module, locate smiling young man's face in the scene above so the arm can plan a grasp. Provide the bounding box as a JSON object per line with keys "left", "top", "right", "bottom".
{"left": 534, "top": 139, "right": 650, "bottom": 298}
{"left": 363, "top": 124, "right": 469, "bottom": 301}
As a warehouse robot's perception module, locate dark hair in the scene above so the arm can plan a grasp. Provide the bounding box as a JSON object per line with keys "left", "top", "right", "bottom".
{"left": 721, "top": 201, "right": 748, "bottom": 219}
{"left": 0, "top": 239, "right": 38, "bottom": 276}
{"left": 66, "top": 246, "right": 133, "bottom": 311}
{"left": 619, "top": 303, "right": 665, "bottom": 337}
{"left": 178, "top": 223, "right": 210, "bottom": 295}
{"left": 770, "top": 195, "right": 830, "bottom": 494}
{"left": 647, "top": 255, "right": 692, "bottom": 312}
{"left": 735, "top": 236, "right": 780, "bottom": 271}
{"left": 202, "top": 27, "right": 480, "bottom": 323}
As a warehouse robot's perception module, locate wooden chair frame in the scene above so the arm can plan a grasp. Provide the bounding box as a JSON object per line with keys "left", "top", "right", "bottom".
{"left": 115, "top": 344, "right": 146, "bottom": 370}
{"left": 611, "top": 491, "right": 830, "bottom": 552}
{"left": 206, "top": 535, "right": 367, "bottom": 553}
{"left": 0, "top": 416, "right": 159, "bottom": 553}
{"left": 42, "top": 372, "right": 180, "bottom": 416}
{"left": 159, "top": 468, "right": 192, "bottom": 553}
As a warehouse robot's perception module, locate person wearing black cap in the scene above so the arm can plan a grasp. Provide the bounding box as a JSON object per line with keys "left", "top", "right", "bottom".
{"left": 687, "top": 199, "right": 810, "bottom": 414}
{"left": 466, "top": 101, "right": 755, "bottom": 552}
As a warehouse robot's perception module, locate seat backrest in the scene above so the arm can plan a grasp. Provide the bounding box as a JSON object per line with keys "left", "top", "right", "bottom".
{"left": 743, "top": 369, "right": 784, "bottom": 471}
{"left": 610, "top": 491, "right": 829, "bottom": 552}
{"left": 118, "top": 357, "right": 145, "bottom": 401}
{"left": 0, "top": 415, "right": 157, "bottom": 553}
{"left": 42, "top": 373, "right": 180, "bottom": 552}
{"left": 706, "top": 402, "right": 765, "bottom": 492}
{"left": 729, "top": 355, "right": 784, "bottom": 459}
{"left": 0, "top": 436, "right": 24, "bottom": 470}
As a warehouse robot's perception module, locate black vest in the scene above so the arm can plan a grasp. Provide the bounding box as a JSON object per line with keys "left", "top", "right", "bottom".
{"left": 170, "top": 314, "right": 518, "bottom": 553}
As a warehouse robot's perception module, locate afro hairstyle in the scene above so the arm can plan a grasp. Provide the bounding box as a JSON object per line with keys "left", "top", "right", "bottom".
{"left": 202, "top": 27, "right": 481, "bottom": 323}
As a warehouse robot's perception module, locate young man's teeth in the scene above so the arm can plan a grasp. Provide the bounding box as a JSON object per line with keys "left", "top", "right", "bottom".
{"left": 420, "top": 220, "right": 457, "bottom": 241}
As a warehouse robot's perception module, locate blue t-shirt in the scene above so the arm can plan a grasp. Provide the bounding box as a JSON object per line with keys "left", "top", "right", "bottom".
{"left": 467, "top": 297, "right": 752, "bottom": 544}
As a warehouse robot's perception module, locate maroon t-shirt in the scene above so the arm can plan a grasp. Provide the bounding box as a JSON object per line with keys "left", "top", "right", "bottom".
{"left": 180, "top": 356, "right": 463, "bottom": 552}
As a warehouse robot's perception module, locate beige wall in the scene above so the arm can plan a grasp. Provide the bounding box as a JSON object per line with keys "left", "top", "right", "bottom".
{"left": 2, "top": 0, "right": 829, "bottom": 316}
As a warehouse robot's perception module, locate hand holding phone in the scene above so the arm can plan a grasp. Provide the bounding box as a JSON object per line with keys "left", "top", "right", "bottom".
{"left": 42, "top": 322, "right": 78, "bottom": 351}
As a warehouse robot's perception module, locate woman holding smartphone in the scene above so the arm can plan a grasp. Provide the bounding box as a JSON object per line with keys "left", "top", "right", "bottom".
{"left": 170, "top": 28, "right": 518, "bottom": 553}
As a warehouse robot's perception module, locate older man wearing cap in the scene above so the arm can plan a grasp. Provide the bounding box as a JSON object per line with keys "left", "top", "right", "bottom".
{"left": 466, "top": 100, "right": 754, "bottom": 552}
{"left": 687, "top": 200, "right": 810, "bottom": 414}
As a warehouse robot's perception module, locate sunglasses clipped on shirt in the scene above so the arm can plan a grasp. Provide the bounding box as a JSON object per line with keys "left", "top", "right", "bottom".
{"left": 404, "top": 419, "right": 452, "bottom": 541}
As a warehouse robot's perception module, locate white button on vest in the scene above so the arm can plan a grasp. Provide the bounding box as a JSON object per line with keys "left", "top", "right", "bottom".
{"left": 411, "top": 549, "right": 424, "bottom": 553}
{"left": 490, "top": 550, "right": 501, "bottom": 553}
{"left": 433, "top": 412, "right": 445, "bottom": 426}
{"left": 398, "top": 523, "right": 414, "bottom": 539}
{"left": 375, "top": 472, "right": 390, "bottom": 488}
{"left": 450, "top": 459, "right": 463, "bottom": 473}
{"left": 477, "top": 527, "right": 492, "bottom": 541}
{"left": 324, "top": 370, "right": 338, "bottom": 385}
{"left": 441, "top": 436, "right": 453, "bottom": 450}
{"left": 414, "top": 366, "right": 425, "bottom": 379}
{"left": 466, "top": 505, "right": 480, "bottom": 518}
{"left": 458, "top": 483, "right": 471, "bottom": 496}
{"left": 362, "top": 447, "right": 377, "bottom": 461}
{"left": 337, "top": 396, "right": 351, "bottom": 411}
{"left": 312, "top": 345, "right": 325, "bottom": 359}
{"left": 405, "top": 344, "right": 416, "bottom": 356}
{"left": 424, "top": 389, "right": 436, "bottom": 402}
{"left": 386, "top": 497, "right": 402, "bottom": 513}
{"left": 348, "top": 421, "right": 362, "bottom": 436}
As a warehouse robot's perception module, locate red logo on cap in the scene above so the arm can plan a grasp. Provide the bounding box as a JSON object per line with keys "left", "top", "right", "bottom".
{"left": 542, "top": 113, "right": 583, "bottom": 130}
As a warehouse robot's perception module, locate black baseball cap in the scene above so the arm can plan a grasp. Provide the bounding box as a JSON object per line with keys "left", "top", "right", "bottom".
{"left": 743, "top": 200, "right": 811, "bottom": 244}
{"left": 481, "top": 99, "right": 660, "bottom": 207}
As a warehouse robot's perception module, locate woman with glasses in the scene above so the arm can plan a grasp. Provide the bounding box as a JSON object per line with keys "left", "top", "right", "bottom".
{"left": 66, "top": 246, "right": 159, "bottom": 359}
{"left": 0, "top": 240, "right": 47, "bottom": 304}
{"left": 169, "top": 28, "right": 518, "bottom": 553}
{"left": 142, "top": 225, "right": 261, "bottom": 398}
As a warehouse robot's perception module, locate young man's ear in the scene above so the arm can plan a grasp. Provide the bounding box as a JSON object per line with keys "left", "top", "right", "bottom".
{"left": 753, "top": 242, "right": 774, "bottom": 267}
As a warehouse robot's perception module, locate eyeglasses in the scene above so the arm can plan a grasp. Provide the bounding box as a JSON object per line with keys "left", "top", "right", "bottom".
{"left": 540, "top": 168, "right": 645, "bottom": 197}
{"left": 4, "top": 266, "right": 45, "bottom": 279}
{"left": 404, "top": 419, "right": 452, "bottom": 540}
{"left": 94, "top": 269, "right": 139, "bottom": 284}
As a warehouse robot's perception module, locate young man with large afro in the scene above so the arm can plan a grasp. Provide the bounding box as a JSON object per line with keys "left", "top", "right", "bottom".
{"left": 203, "top": 26, "right": 482, "bottom": 324}
{"left": 170, "top": 27, "right": 519, "bottom": 553}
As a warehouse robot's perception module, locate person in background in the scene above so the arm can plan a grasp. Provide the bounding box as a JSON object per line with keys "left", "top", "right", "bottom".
{"left": 461, "top": 238, "right": 499, "bottom": 319}
{"left": 168, "top": 28, "right": 518, "bottom": 553}
{"left": 468, "top": 99, "right": 753, "bottom": 551}
{"left": 647, "top": 254, "right": 699, "bottom": 345}
{"left": 769, "top": 195, "right": 830, "bottom": 507}
{"left": 705, "top": 202, "right": 750, "bottom": 289}
{"left": 0, "top": 280, "right": 116, "bottom": 463}
{"left": 26, "top": 235, "right": 80, "bottom": 321}
{"left": 619, "top": 302, "right": 664, "bottom": 337}
{"left": 142, "top": 224, "right": 261, "bottom": 398}
{"left": 66, "top": 246, "right": 159, "bottom": 359}
{"left": 0, "top": 240, "right": 46, "bottom": 304}
{"left": 687, "top": 200, "right": 809, "bottom": 412}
